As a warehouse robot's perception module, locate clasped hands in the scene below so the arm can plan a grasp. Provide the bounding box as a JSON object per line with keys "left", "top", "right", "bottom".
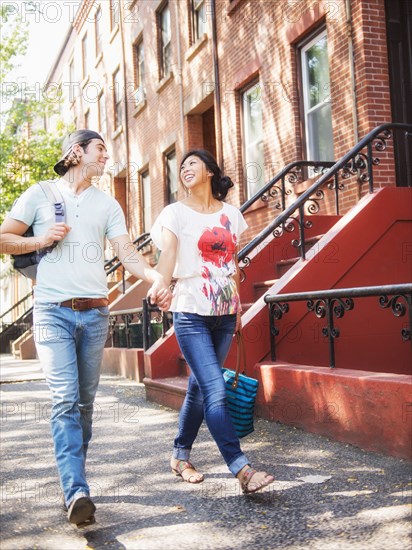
{"left": 147, "top": 279, "right": 173, "bottom": 312}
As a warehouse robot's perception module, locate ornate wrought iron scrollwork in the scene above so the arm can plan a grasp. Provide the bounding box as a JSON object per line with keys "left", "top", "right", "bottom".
{"left": 306, "top": 189, "right": 324, "bottom": 214}
{"left": 379, "top": 293, "right": 411, "bottom": 341}
{"left": 307, "top": 297, "right": 354, "bottom": 367}
{"left": 238, "top": 256, "right": 251, "bottom": 282}
{"left": 269, "top": 302, "right": 290, "bottom": 361}
{"left": 373, "top": 129, "right": 392, "bottom": 151}
{"left": 273, "top": 217, "right": 297, "bottom": 239}
{"left": 340, "top": 129, "right": 392, "bottom": 186}
{"left": 327, "top": 179, "right": 345, "bottom": 192}
{"left": 261, "top": 184, "right": 287, "bottom": 210}
{"left": 287, "top": 167, "right": 303, "bottom": 184}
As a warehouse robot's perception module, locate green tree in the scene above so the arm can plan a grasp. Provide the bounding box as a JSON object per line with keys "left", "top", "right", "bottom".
{"left": 0, "top": 3, "right": 68, "bottom": 223}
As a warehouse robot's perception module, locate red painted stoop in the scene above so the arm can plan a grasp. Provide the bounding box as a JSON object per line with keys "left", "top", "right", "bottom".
{"left": 254, "top": 363, "right": 412, "bottom": 460}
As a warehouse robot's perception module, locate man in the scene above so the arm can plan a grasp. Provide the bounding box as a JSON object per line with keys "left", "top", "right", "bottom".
{"left": 0, "top": 130, "right": 171, "bottom": 526}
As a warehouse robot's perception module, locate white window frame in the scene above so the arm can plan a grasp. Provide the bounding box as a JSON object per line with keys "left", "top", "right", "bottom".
{"left": 192, "top": 0, "right": 206, "bottom": 42}
{"left": 113, "top": 68, "right": 123, "bottom": 129}
{"left": 166, "top": 149, "right": 178, "bottom": 204}
{"left": 134, "top": 40, "right": 146, "bottom": 104}
{"left": 159, "top": 3, "right": 172, "bottom": 79}
{"left": 141, "top": 170, "right": 151, "bottom": 231}
{"left": 95, "top": 5, "right": 103, "bottom": 57}
{"left": 242, "top": 81, "right": 264, "bottom": 199}
{"left": 97, "top": 92, "right": 107, "bottom": 136}
{"left": 301, "top": 29, "right": 334, "bottom": 162}
{"left": 82, "top": 33, "right": 88, "bottom": 80}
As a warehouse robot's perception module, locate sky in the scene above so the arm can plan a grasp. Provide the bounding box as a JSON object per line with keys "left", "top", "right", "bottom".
{"left": 3, "top": 0, "right": 81, "bottom": 85}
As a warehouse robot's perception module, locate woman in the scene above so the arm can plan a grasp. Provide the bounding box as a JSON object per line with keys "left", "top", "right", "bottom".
{"left": 149, "top": 150, "right": 274, "bottom": 494}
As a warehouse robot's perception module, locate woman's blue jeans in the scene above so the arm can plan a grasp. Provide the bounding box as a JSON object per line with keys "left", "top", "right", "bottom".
{"left": 33, "top": 303, "right": 109, "bottom": 507}
{"left": 172, "top": 312, "right": 249, "bottom": 476}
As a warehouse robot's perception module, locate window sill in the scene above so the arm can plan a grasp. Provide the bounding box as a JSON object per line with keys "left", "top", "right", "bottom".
{"left": 243, "top": 197, "right": 268, "bottom": 214}
{"left": 109, "top": 24, "right": 119, "bottom": 44}
{"left": 186, "top": 33, "right": 208, "bottom": 62}
{"left": 112, "top": 125, "right": 123, "bottom": 140}
{"left": 156, "top": 71, "right": 174, "bottom": 93}
{"left": 95, "top": 52, "right": 103, "bottom": 68}
{"left": 132, "top": 99, "right": 147, "bottom": 117}
{"left": 81, "top": 75, "right": 90, "bottom": 89}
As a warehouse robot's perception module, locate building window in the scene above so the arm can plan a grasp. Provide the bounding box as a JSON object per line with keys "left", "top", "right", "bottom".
{"left": 242, "top": 82, "right": 264, "bottom": 199}
{"left": 192, "top": 0, "right": 206, "bottom": 42}
{"left": 95, "top": 5, "right": 103, "bottom": 56}
{"left": 69, "top": 58, "right": 76, "bottom": 102}
{"left": 158, "top": 3, "right": 172, "bottom": 79}
{"left": 141, "top": 170, "right": 151, "bottom": 231}
{"left": 166, "top": 149, "right": 178, "bottom": 204}
{"left": 110, "top": 0, "right": 119, "bottom": 31}
{"left": 82, "top": 33, "right": 88, "bottom": 80}
{"left": 113, "top": 68, "right": 123, "bottom": 129}
{"left": 133, "top": 40, "right": 145, "bottom": 104}
{"left": 300, "top": 29, "right": 334, "bottom": 161}
{"left": 98, "top": 92, "right": 107, "bottom": 136}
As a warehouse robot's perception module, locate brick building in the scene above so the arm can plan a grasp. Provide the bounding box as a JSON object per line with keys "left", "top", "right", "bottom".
{"left": 8, "top": 1, "right": 409, "bottom": 456}
{"left": 45, "top": 0, "right": 411, "bottom": 244}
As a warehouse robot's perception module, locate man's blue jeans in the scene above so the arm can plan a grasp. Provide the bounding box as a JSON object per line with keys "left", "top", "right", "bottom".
{"left": 172, "top": 312, "right": 249, "bottom": 476}
{"left": 33, "top": 303, "right": 109, "bottom": 507}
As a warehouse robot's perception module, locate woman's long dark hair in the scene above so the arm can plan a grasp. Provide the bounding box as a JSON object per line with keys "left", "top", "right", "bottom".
{"left": 180, "top": 149, "right": 234, "bottom": 200}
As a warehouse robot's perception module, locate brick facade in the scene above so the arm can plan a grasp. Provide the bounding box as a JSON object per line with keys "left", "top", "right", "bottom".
{"left": 45, "top": 0, "right": 396, "bottom": 244}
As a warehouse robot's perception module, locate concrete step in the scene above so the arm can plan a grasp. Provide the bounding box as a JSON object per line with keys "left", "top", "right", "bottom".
{"left": 144, "top": 375, "right": 188, "bottom": 410}
{"left": 255, "top": 361, "right": 412, "bottom": 460}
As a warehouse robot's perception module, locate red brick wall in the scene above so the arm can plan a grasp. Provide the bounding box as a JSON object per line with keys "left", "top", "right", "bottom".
{"left": 63, "top": 0, "right": 396, "bottom": 241}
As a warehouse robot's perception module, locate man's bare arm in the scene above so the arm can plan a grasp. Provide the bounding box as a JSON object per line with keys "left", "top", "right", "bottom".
{"left": 0, "top": 217, "right": 71, "bottom": 255}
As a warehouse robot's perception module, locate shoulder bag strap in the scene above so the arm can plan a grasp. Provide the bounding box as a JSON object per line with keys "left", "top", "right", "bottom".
{"left": 232, "top": 330, "right": 247, "bottom": 389}
{"left": 38, "top": 180, "right": 65, "bottom": 223}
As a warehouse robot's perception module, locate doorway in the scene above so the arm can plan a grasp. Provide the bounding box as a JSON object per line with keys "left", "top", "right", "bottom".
{"left": 385, "top": 0, "right": 412, "bottom": 186}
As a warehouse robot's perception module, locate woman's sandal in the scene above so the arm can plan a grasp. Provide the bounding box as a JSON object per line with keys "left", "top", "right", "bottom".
{"left": 171, "top": 460, "right": 204, "bottom": 484}
{"left": 239, "top": 467, "right": 274, "bottom": 494}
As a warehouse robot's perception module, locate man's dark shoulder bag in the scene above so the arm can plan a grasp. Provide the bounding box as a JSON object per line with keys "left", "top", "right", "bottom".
{"left": 11, "top": 181, "right": 65, "bottom": 280}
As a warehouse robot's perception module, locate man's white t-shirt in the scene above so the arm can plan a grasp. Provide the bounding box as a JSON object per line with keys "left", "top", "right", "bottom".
{"left": 9, "top": 181, "right": 127, "bottom": 303}
{"left": 151, "top": 201, "right": 248, "bottom": 315}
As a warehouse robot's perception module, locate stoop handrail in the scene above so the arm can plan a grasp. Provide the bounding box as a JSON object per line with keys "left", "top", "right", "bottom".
{"left": 264, "top": 283, "right": 412, "bottom": 368}
{"left": 238, "top": 122, "right": 412, "bottom": 272}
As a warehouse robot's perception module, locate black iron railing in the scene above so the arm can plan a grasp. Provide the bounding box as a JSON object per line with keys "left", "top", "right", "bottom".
{"left": 239, "top": 160, "right": 335, "bottom": 214}
{"left": 0, "top": 305, "right": 33, "bottom": 354}
{"left": 0, "top": 290, "right": 32, "bottom": 331}
{"left": 238, "top": 123, "right": 412, "bottom": 277}
{"left": 108, "top": 300, "right": 172, "bottom": 351}
{"left": 264, "top": 283, "right": 412, "bottom": 369}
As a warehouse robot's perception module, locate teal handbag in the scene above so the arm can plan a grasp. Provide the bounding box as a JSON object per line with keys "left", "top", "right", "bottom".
{"left": 222, "top": 331, "right": 259, "bottom": 438}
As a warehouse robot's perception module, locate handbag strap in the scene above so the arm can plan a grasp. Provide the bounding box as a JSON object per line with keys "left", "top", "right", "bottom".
{"left": 232, "top": 330, "right": 247, "bottom": 389}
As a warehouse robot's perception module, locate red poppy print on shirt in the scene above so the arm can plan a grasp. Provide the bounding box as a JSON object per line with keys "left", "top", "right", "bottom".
{"left": 197, "top": 214, "right": 237, "bottom": 268}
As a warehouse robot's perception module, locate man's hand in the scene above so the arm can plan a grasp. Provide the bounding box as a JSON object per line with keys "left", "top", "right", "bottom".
{"left": 42, "top": 223, "right": 71, "bottom": 248}
{"left": 0, "top": 218, "right": 71, "bottom": 255}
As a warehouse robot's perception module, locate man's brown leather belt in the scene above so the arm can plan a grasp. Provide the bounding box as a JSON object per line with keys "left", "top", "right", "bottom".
{"left": 59, "top": 298, "right": 109, "bottom": 311}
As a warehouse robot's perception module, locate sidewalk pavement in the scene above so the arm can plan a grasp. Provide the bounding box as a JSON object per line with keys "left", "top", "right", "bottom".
{"left": 0, "top": 355, "right": 411, "bottom": 550}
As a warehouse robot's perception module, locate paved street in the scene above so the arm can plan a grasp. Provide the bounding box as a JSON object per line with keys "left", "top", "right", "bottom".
{"left": 0, "top": 356, "right": 411, "bottom": 549}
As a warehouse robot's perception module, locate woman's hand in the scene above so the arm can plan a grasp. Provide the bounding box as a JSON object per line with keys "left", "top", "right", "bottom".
{"left": 147, "top": 282, "right": 173, "bottom": 312}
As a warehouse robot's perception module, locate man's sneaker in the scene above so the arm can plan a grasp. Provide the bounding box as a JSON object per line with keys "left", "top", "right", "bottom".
{"left": 67, "top": 495, "right": 96, "bottom": 526}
